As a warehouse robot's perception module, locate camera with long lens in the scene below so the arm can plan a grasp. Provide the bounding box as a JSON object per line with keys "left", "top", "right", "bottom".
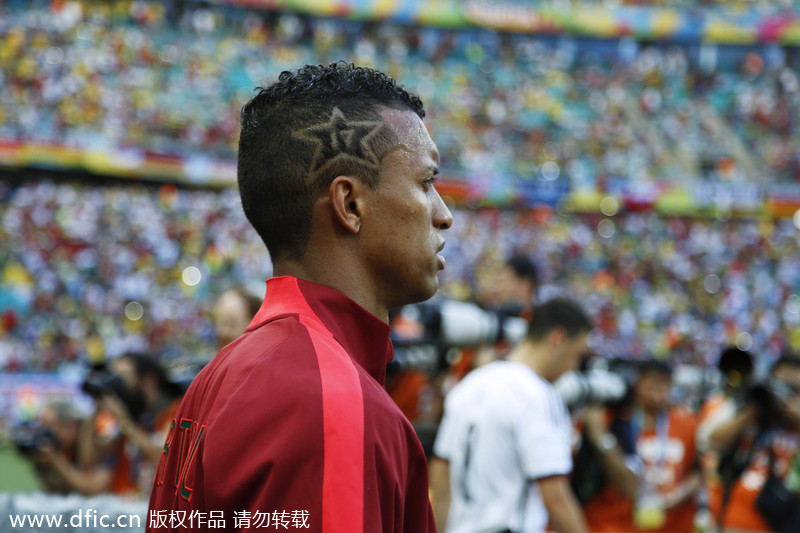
{"left": 12, "top": 424, "right": 60, "bottom": 456}
{"left": 392, "top": 300, "right": 528, "bottom": 348}
{"left": 554, "top": 368, "right": 631, "bottom": 409}
{"left": 81, "top": 368, "right": 144, "bottom": 420}
{"left": 554, "top": 356, "right": 640, "bottom": 410}
{"left": 81, "top": 370, "right": 127, "bottom": 398}
{"left": 389, "top": 300, "right": 529, "bottom": 372}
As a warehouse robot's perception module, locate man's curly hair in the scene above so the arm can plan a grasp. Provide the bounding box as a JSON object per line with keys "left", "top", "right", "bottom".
{"left": 238, "top": 62, "right": 426, "bottom": 262}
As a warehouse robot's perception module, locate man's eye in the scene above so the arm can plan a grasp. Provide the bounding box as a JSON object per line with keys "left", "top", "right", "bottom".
{"left": 423, "top": 175, "right": 439, "bottom": 188}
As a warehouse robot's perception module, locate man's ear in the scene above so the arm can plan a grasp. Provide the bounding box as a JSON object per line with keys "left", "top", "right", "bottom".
{"left": 547, "top": 327, "right": 567, "bottom": 351}
{"left": 330, "top": 176, "right": 362, "bottom": 234}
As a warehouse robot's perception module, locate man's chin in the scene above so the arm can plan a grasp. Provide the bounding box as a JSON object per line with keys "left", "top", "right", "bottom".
{"left": 394, "top": 279, "right": 440, "bottom": 309}
{"left": 422, "top": 275, "right": 441, "bottom": 300}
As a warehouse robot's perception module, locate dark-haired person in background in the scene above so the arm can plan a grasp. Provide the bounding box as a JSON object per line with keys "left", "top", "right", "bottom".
{"left": 442, "top": 253, "right": 540, "bottom": 390}
{"left": 697, "top": 346, "right": 757, "bottom": 456}
{"left": 28, "top": 352, "right": 183, "bottom": 497}
{"left": 430, "top": 298, "right": 591, "bottom": 533}
{"left": 582, "top": 360, "right": 700, "bottom": 533}
{"left": 147, "top": 62, "right": 452, "bottom": 532}
{"left": 701, "top": 354, "right": 800, "bottom": 532}
{"left": 87, "top": 352, "right": 184, "bottom": 495}
{"left": 495, "top": 253, "right": 538, "bottom": 322}
{"left": 695, "top": 345, "right": 757, "bottom": 525}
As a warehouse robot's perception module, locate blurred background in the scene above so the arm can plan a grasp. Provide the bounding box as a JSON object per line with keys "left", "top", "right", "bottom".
{"left": 1, "top": 0, "right": 799, "bottom": 528}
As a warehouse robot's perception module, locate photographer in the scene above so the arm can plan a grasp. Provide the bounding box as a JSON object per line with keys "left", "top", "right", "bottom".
{"left": 83, "top": 352, "right": 183, "bottom": 495}
{"left": 17, "top": 398, "right": 116, "bottom": 496}
{"left": 697, "top": 347, "right": 757, "bottom": 459}
{"left": 581, "top": 360, "right": 701, "bottom": 532}
{"left": 703, "top": 354, "right": 800, "bottom": 532}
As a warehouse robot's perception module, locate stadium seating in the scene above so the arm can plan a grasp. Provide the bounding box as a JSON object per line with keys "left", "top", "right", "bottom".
{"left": 1, "top": 0, "right": 798, "bottom": 189}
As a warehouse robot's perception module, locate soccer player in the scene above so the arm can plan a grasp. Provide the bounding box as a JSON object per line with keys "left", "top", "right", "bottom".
{"left": 430, "top": 298, "right": 591, "bottom": 533}
{"left": 146, "top": 62, "right": 453, "bottom": 532}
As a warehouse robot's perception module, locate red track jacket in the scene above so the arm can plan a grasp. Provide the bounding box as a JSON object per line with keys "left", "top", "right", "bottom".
{"left": 147, "top": 276, "right": 435, "bottom": 532}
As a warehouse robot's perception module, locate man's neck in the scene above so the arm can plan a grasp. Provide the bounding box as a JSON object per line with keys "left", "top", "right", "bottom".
{"left": 273, "top": 261, "right": 389, "bottom": 323}
{"left": 507, "top": 341, "right": 551, "bottom": 381}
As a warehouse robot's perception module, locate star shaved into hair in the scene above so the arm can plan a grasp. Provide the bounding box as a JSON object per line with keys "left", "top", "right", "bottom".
{"left": 292, "top": 107, "right": 389, "bottom": 180}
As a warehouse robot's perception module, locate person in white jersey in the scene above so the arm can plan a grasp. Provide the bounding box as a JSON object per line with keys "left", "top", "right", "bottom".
{"left": 430, "top": 298, "right": 591, "bottom": 533}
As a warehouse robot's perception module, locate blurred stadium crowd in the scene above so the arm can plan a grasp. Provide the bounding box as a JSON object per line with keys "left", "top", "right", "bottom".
{"left": 0, "top": 177, "right": 266, "bottom": 371}
{"left": 3, "top": 175, "right": 800, "bottom": 375}
{"left": 1, "top": 0, "right": 799, "bottom": 189}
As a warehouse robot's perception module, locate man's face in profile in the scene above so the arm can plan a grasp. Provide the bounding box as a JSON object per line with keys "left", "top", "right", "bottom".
{"left": 358, "top": 108, "right": 453, "bottom": 310}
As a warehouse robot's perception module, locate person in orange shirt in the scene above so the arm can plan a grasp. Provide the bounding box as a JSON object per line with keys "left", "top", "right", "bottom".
{"left": 701, "top": 355, "right": 800, "bottom": 532}
{"left": 21, "top": 395, "right": 138, "bottom": 497}
{"left": 696, "top": 347, "right": 756, "bottom": 463}
{"left": 694, "top": 346, "right": 756, "bottom": 529}
{"left": 83, "top": 352, "right": 184, "bottom": 496}
{"left": 582, "top": 359, "right": 701, "bottom": 533}
{"left": 20, "top": 398, "right": 103, "bottom": 495}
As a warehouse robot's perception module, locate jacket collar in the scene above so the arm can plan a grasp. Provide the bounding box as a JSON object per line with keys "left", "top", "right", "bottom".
{"left": 248, "top": 276, "right": 394, "bottom": 385}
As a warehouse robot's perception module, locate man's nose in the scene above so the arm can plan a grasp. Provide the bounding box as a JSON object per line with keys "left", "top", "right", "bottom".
{"left": 433, "top": 190, "right": 453, "bottom": 230}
